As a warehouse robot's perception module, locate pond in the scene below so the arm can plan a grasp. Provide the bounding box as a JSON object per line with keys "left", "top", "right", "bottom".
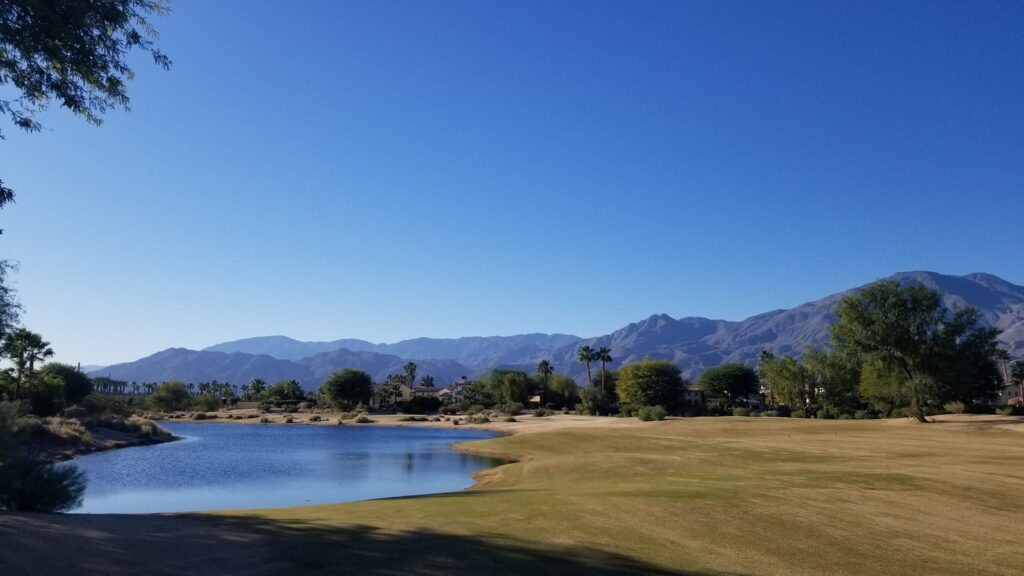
{"left": 70, "top": 422, "right": 502, "bottom": 514}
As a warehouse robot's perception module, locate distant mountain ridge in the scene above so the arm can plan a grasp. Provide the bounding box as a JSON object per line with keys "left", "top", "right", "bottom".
{"left": 91, "top": 271, "right": 1024, "bottom": 386}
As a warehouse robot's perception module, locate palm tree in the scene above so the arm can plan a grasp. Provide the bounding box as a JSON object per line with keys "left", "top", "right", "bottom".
{"left": 536, "top": 360, "right": 553, "bottom": 390}
{"left": 596, "top": 347, "right": 612, "bottom": 392}
{"left": 1, "top": 328, "right": 54, "bottom": 398}
{"left": 420, "top": 374, "right": 435, "bottom": 388}
{"left": 577, "top": 345, "right": 596, "bottom": 388}
{"left": 404, "top": 361, "right": 417, "bottom": 387}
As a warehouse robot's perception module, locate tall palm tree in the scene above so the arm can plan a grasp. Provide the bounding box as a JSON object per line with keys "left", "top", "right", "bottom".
{"left": 536, "top": 360, "right": 553, "bottom": 390}
{"left": 1, "top": 328, "right": 54, "bottom": 398}
{"left": 596, "top": 347, "right": 613, "bottom": 392}
{"left": 577, "top": 345, "right": 596, "bottom": 388}
{"left": 404, "top": 361, "right": 418, "bottom": 387}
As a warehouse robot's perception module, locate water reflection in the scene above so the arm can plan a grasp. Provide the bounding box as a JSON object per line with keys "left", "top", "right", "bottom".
{"left": 71, "top": 423, "right": 500, "bottom": 514}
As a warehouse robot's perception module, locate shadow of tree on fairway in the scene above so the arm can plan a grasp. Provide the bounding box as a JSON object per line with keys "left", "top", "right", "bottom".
{"left": 1, "top": 511, "right": 750, "bottom": 576}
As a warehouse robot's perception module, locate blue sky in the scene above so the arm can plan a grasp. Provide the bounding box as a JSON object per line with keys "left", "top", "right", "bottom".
{"left": 3, "top": 1, "right": 1023, "bottom": 365}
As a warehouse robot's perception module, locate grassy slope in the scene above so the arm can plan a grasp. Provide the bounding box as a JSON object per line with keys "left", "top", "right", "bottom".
{"left": 3, "top": 416, "right": 1023, "bottom": 576}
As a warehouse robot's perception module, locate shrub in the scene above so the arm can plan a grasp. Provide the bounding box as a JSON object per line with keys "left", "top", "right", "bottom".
{"left": 578, "top": 386, "right": 616, "bottom": 416}
{"left": 282, "top": 415, "right": 293, "bottom": 423}
{"left": 466, "top": 405, "right": 485, "bottom": 416}
{"left": 996, "top": 406, "right": 1015, "bottom": 416}
{"left": 400, "top": 396, "right": 442, "bottom": 414}
{"left": 466, "top": 415, "right": 490, "bottom": 424}
{"left": 838, "top": 413, "right": 853, "bottom": 420}
{"left": 354, "top": 416, "right": 373, "bottom": 424}
{"left": 398, "top": 416, "right": 429, "bottom": 422}
{"left": 430, "top": 416, "right": 441, "bottom": 422}
{"left": 617, "top": 403, "right": 640, "bottom": 418}
{"left": 308, "top": 415, "right": 322, "bottom": 422}
{"left": 762, "top": 410, "right": 779, "bottom": 418}
{"left": 336, "top": 418, "right": 344, "bottom": 425}
{"left": 637, "top": 405, "right": 667, "bottom": 421}
{"left": 63, "top": 406, "right": 87, "bottom": 420}
{"left": 731, "top": 407, "right": 751, "bottom": 417}
{"left": 774, "top": 405, "right": 792, "bottom": 417}
{"left": 147, "top": 381, "right": 191, "bottom": 412}
{"left": 503, "top": 417, "right": 517, "bottom": 423}
{"left": 943, "top": 401, "right": 967, "bottom": 415}
{"left": 854, "top": 410, "right": 870, "bottom": 420}
{"left": 439, "top": 405, "right": 459, "bottom": 415}
{"left": 190, "top": 412, "right": 208, "bottom": 421}
{"left": 790, "top": 409, "right": 807, "bottom": 418}
{"left": 499, "top": 402, "right": 523, "bottom": 416}
{"left": 191, "top": 394, "right": 221, "bottom": 412}
{"left": 533, "top": 408, "right": 553, "bottom": 417}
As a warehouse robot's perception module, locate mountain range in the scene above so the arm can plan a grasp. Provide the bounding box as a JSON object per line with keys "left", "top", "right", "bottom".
{"left": 90, "top": 271, "right": 1024, "bottom": 389}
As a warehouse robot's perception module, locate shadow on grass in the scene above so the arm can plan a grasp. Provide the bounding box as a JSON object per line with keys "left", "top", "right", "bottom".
{"left": 1, "top": 511, "right": 747, "bottom": 576}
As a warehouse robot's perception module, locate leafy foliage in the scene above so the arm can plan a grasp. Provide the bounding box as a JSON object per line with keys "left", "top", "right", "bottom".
{"left": 320, "top": 369, "right": 372, "bottom": 409}
{"left": 616, "top": 359, "right": 684, "bottom": 409}
{"left": 832, "top": 281, "right": 1003, "bottom": 421}
{"left": 146, "top": 381, "right": 190, "bottom": 411}
{"left": 698, "top": 364, "right": 759, "bottom": 405}
{"left": 0, "top": 401, "right": 86, "bottom": 512}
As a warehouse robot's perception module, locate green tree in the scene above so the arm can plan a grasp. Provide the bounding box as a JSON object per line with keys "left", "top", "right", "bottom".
{"left": 0, "top": 0, "right": 171, "bottom": 204}
{"left": 546, "top": 374, "right": 578, "bottom": 409}
{"left": 146, "top": 380, "right": 190, "bottom": 411}
{"left": 1, "top": 328, "right": 54, "bottom": 398}
{"left": 535, "top": 360, "right": 553, "bottom": 390}
{"left": 596, "top": 347, "right": 613, "bottom": 393}
{"left": 500, "top": 371, "right": 531, "bottom": 404}
{"left": 616, "top": 359, "right": 684, "bottom": 410}
{"left": 577, "top": 345, "right": 596, "bottom": 389}
{"left": 759, "top": 353, "right": 811, "bottom": 407}
{"left": 803, "top": 347, "right": 861, "bottom": 413}
{"left": 699, "top": 364, "right": 759, "bottom": 405}
{"left": 1011, "top": 359, "right": 1024, "bottom": 402}
{"left": 0, "top": 262, "right": 19, "bottom": 341}
{"left": 39, "top": 363, "right": 93, "bottom": 406}
{"left": 419, "top": 374, "right": 436, "bottom": 388}
{"left": 832, "top": 281, "right": 1003, "bottom": 422}
{"left": 403, "top": 362, "right": 417, "bottom": 387}
{"left": 320, "top": 369, "right": 373, "bottom": 409}
{"left": 0, "top": 401, "right": 85, "bottom": 512}
{"left": 262, "top": 380, "right": 305, "bottom": 404}
{"left": 460, "top": 380, "right": 494, "bottom": 409}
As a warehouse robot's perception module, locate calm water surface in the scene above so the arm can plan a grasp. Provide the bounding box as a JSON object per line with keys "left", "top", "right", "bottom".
{"left": 71, "top": 422, "right": 501, "bottom": 513}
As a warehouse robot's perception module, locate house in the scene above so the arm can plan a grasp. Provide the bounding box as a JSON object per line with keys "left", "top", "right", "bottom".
{"left": 995, "top": 383, "right": 1023, "bottom": 407}
{"left": 682, "top": 384, "right": 704, "bottom": 409}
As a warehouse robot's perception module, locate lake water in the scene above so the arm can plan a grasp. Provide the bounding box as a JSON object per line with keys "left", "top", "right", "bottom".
{"left": 71, "top": 422, "right": 501, "bottom": 514}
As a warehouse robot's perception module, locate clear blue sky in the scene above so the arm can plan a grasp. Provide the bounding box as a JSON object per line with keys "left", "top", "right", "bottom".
{"left": 2, "top": 1, "right": 1022, "bottom": 365}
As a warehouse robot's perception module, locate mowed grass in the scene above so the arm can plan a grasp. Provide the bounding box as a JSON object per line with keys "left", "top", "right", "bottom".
{"left": 222, "top": 416, "right": 1024, "bottom": 576}
{"left": 3, "top": 415, "right": 1022, "bottom": 576}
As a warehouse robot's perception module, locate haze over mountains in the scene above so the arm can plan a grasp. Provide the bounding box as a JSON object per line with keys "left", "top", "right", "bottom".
{"left": 91, "top": 272, "right": 1024, "bottom": 389}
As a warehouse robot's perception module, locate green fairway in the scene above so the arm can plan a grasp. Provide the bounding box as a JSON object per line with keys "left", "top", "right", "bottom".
{"left": 4, "top": 415, "right": 1023, "bottom": 576}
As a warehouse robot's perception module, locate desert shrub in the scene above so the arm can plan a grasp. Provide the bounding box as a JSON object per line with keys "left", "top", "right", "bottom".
{"left": 838, "top": 413, "right": 853, "bottom": 420}
{"left": 190, "top": 412, "right": 208, "bottom": 421}
{"left": 0, "top": 401, "right": 87, "bottom": 513}
{"left": 354, "top": 416, "right": 373, "bottom": 424}
{"left": 943, "top": 401, "right": 967, "bottom": 414}
{"left": 439, "top": 405, "right": 459, "bottom": 415}
{"left": 995, "top": 406, "right": 1015, "bottom": 416}
{"left": 282, "top": 415, "right": 294, "bottom": 423}
{"left": 466, "top": 405, "right": 485, "bottom": 416}
{"left": 63, "top": 406, "right": 87, "bottom": 420}
{"left": 532, "top": 408, "right": 553, "bottom": 417}
{"left": 308, "top": 415, "right": 322, "bottom": 422}
{"left": 191, "top": 394, "right": 220, "bottom": 412}
{"left": 637, "top": 405, "right": 667, "bottom": 421}
{"left": 704, "top": 401, "right": 730, "bottom": 416}
{"left": 467, "top": 415, "right": 490, "bottom": 424}
{"left": 26, "top": 374, "right": 66, "bottom": 417}
{"left": 854, "top": 410, "right": 870, "bottom": 420}
{"left": 617, "top": 403, "right": 640, "bottom": 418}
{"left": 430, "top": 416, "right": 441, "bottom": 422}
{"left": 731, "top": 407, "right": 751, "bottom": 417}
{"left": 259, "top": 416, "right": 270, "bottom": 423}
{"left": 499, "top": 402, "right": 523, "bottom": 416}
{"left": 790, "top": 409, "right": 807, "bottom": 418}
{"left": 398, "top": 416, "right": 429, "bottom": 422}
{"left": 762, "top": 410, "right": 779, "bottom": 417}
{"left": 400, "top": 396, "right": 442, "bottom": 414}
{"left": 579, "top": 386, "right": 616, "bottom": 416}
{"left": 335, "top": 418, "right": 344, "bottom": 425}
